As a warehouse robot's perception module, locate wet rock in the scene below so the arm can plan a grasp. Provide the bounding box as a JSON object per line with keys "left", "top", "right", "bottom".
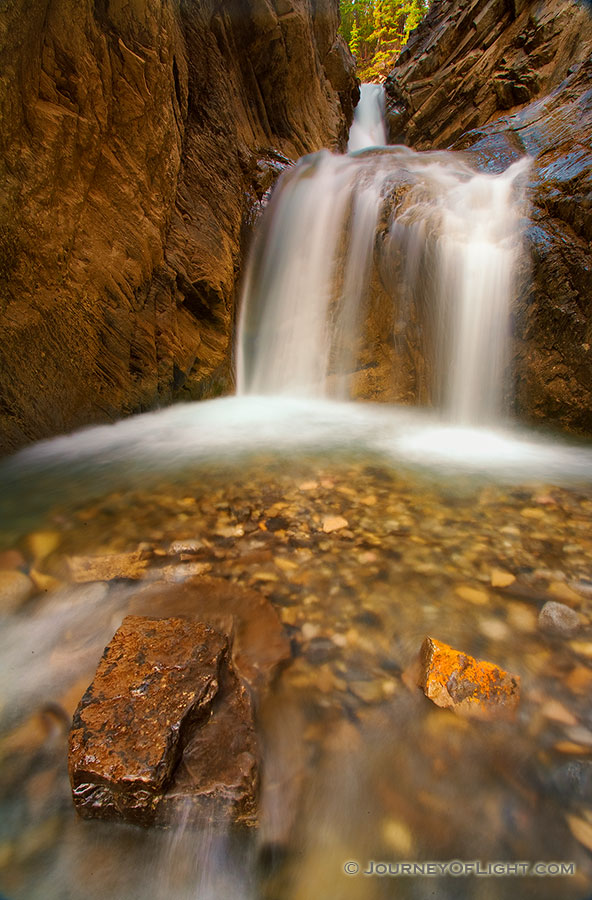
{"left": 156, "top": 561, "right": 212, "bottom": 582}
{"left": 69, "top": 617, "right": 226, "bottom": 823}
{"left": 354, "top": 609, "right": 383, "bottom": 629}
{"left": 540, "top": 699, "right": 577, "bottom": 726}
{"left": 385, "top": 0, "right": 591, "bottom": 152}
{"left": 548, "top": 582, "right": 583, "bottom": 606}
{"left": 156, "top": 662, "right": 258, "bottom": 827}
{"left": 566, "top": 814, "right": 592, "bottom": 853}
{"left": 418, "top": 637, "right": 520, "bottom": 720}
{"left": 382, "top": 0, "right": 592, "bottom": 435}
{"left": 506, "top": 602, "right": 537, "bottom": 632}
{"left": 265, "top": 516, "right": 290, "bottom": 533}
{"left": 69, "top": 616, "right": 258, "bottom": 827}
{"left": 0, "top": 569, "right": 34, "bottom": 613}
{"left": 29, "top": 567, "right": 62, "bottom": 593}
{"left": 490, "top": 569, "right": 516, "bottom": 588}
{"left": 215, "top": 524, "right": 245, "bottom": 539}
{"left": 128, "top": 576, "right": 291, "bottom": 694}
{"left": 382, "top": 817, "right": 414, "bottom": 855}
{"left": 305, "top": 637, "right": 339, "bottom": 665}
{"left": 570, "top": 641, "right": 592, "bottom": 659}
{"left": 566, "top": 666, "right": 592, "bottom": 695}
{"left": 555, "top": 741, "right": 592, "bottom": 755}
{"left": 0, "top": 549, "right": 26, "bottom": 570}
{"left": 455, "top": 585, "right": 489, "bottom": 605}
{"left": 321, "top": 516, "right": 348, "bottom": 533}
{"left": 26, "top": 531, "right": 61, "bottom": 563}
{"left": 301, "top": 622, "right": 321, "bottom": 642}
{"left": 538, "top": 601, "right": 581, "bottom": 637}
{"left": 479, "top": 617, "right": 511, "bottom": 642}
{"left": 168, "top": 540, "right": 204, "bottom": 556}
{"left": 67, "top": 551, "right": 148, "bottom": 583}
{"left": 546, "top": 760, "right": 592, "bottom": 805}
{"left": 349, "top": 680, "right": 385, "bottom": 704}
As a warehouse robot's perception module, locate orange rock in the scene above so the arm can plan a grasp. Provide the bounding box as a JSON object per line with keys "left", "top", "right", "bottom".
{"left": 418, "top": 637, "right": 520, "bottom": 720}
{"left": 321, "top": 515, "right": 348, "bottom": 533}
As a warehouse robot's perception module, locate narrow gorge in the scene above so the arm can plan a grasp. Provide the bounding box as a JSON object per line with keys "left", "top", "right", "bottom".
{"left": 1, "top": 3, "right": 592, "bottom": 900}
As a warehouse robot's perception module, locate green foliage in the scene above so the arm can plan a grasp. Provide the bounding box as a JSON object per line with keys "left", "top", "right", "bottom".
{"left": 339, "top": 0, "right": 429, "bottom": 81}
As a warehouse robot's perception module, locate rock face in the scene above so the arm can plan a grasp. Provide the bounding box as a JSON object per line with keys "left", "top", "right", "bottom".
{"left": 385, "top": 0, "right": 591, "bottom": 150}
{"left": 68, "top": 615, "right": 258, "bottom": 826}
{"left": 0, "top": 0, "right": 357, "bottom": 455}
{"left": 384, "top": 0, "right": 592, "bottom": 434}
{"left": 456, "top": 60, "right": 592, "bottom": 433}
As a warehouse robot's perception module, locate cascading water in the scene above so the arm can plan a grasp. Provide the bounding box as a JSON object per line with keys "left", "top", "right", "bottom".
{"left": 236, "top": 152, "right": 383, "bottom": 399}
{"left": 3, "top": 82, "right": 592, "bottom": 900}
{"left": 386, "top": 155, "right": 529, "bottom": 424}
{"left": 237, "top": 85, "right": 529, "bottom": 426}
{"left": 347, "top": 83, "right": 388, "bottom": 152}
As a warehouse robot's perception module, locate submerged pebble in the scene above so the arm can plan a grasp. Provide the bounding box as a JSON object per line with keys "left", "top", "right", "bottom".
{"left": 539, "top": 601, "right": 582, "bottom": 637}
{"left": 0, "top": 570, "right": 34, "bottom": 613}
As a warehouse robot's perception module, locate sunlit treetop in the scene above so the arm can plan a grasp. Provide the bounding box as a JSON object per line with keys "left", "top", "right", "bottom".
{"left": 339, "top": 0, "right": 429, "bottom": 82}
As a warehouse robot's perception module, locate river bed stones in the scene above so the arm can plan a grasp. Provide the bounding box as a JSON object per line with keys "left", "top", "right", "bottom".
{"left": 67, "top": 552, "right": 149, "bottom": 583}
{"left": 68, "top": 616, "right": 258, "bottom": 827}
{"left": 539, "top": 601, "right": 582, "bottom": 638}
{"left": 418, "top": 637, "right": 521, "bottom": 720}
{"left": 4, "top": 454, "right": 592, "bottom": 892}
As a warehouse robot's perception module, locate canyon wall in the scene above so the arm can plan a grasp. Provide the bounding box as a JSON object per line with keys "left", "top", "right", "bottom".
{"left": 385, "top": 0, "right": 592, "bottom": 434}
{"left": 0, "top": 0, "right": 356, "bottom": 454}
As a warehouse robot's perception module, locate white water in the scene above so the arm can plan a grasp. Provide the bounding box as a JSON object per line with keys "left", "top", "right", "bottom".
{"left": 237, "top": 112, "right": 529, "bottom": 422}
{"left": 348, "top": 83, "right": 387, "bottom": 151}
{"left": 387, "top": 154, "right": 530, "bottom": 423}
{"left": 236, "top": 152, "right": 359, "bottom": 397}
{"left": 4, "top": 396, "right": 592, "bottom": 490}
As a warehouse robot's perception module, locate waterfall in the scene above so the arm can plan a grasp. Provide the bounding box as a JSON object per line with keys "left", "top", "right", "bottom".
{"left": 348, "top": 83, "right": 387, "bottom": 152}
{"left": 236, "top": 152, "right": 359, "bottom": 398}
{"left": 236, "top": 86, "right": 530, "bottom": 425}
{"left": 386, "top": 156, "right": 530, "bottom": 424}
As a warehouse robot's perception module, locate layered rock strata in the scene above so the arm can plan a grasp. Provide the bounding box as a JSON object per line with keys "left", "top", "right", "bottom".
{"left": 0, "top": 0, "right": 356, "bottom": 454}
{"left": 385, "top": 0, "right": 592, "bottom": 150}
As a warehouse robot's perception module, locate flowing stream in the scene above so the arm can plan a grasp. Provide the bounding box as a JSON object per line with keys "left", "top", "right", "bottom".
{"left": 1, "top": 87, "right": 592, "bottom": 900}
{"left": 237, "top": 89, "right": 528, "bottom": 425}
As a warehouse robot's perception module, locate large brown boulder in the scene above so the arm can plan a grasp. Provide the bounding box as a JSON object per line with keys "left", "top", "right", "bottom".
{"left": 68, "top": 615, "right": 259, "bottom": 827}
{"left": 0, "top": 0, "right": 357, "bottom": 454}
{"left": 128, "top": 575, "right": 292, "bottom": 694}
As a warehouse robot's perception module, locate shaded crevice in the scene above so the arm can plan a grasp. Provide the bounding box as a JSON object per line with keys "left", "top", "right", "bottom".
{"left": 176, "top": 274, "right": 224, "bottom": 324}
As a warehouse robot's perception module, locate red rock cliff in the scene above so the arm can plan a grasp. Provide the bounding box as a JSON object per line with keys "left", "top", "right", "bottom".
{"left": 0, "top": 0, "right": 356, "bottom": 453}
